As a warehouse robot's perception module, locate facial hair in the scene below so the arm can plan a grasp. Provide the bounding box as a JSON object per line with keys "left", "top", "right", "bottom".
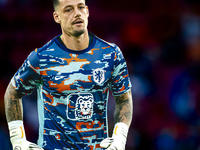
{"left": 72, "top": 29, "right": 85, "bottom": 37}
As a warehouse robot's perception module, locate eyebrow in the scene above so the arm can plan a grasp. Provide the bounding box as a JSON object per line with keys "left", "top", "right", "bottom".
{"left": 63, "top": 3, "right": 85, "bottom": 9}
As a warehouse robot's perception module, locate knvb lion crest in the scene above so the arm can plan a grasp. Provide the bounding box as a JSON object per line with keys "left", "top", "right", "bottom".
{"left": 67, "top": 93, "right": 94, "bottom": 120}
{"left": 93, "top": 68, "right": 105, "bottom": 84}
{"left": 75, "top": 95, "right": 94, "bottom": 119}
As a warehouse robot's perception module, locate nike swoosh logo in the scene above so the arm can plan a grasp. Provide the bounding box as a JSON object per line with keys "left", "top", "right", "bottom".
{"left": 55, "top": 76, "right": 65, "bottom": 80}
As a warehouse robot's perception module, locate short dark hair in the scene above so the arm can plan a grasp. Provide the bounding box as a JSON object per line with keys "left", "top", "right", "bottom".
{"left": 52, "top": 0, "right": 87, "bottom": 11}
{"left": 52, "top": 0, "right": 60, "bottom": 11}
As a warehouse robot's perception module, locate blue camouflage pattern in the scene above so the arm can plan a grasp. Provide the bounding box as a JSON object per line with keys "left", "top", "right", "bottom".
{"left": 11, "top": 33, "right": 131, "bottom": 150}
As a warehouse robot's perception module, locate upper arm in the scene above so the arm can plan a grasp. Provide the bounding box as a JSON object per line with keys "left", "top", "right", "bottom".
{"left": 110, "top": 46, "right": 132, "bottom": 96}
{"left": 12, "top": 50, "right": 41, "bottom": 95}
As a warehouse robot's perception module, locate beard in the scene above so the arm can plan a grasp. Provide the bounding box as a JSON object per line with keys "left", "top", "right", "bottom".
{"left": 72, "top": 29, "right": 85, "bottom": 37}
{"left": 63, "top": 27, "right": 85, "bottom": 37}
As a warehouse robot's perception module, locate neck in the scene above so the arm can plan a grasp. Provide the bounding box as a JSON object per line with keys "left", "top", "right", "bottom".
{"left": 61, "top": 30, "right": 89, "bottom": 51}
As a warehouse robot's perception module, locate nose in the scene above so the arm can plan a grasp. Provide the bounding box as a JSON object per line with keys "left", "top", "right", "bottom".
{"left": 74, "top": 8, "right": 81, "bottom": 18}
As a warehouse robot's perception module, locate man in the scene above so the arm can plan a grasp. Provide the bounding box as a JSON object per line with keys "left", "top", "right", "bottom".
{"left": 4, "top": 0, "right": 133, "bottom": 149}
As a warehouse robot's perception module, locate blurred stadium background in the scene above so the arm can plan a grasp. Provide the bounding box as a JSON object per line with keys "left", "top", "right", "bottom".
{"left": 0, "top": 0, "right": 200, "bottom": 149}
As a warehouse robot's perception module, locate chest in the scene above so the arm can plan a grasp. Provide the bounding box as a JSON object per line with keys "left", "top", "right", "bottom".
{"left": 38, "top": 52, "right": 114, "bottom": 93}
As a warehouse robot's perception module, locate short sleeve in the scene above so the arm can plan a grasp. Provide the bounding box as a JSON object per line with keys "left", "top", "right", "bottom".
{"left": 11, "top": 50, "right": 41, "bottom": 95}
{"left": 110, "top": 46, "right": 132, "bottom": 96}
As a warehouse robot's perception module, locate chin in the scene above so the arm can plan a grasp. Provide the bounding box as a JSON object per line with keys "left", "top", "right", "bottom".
{"left": 73, "top": 29, "right": 85, "bottom": 37}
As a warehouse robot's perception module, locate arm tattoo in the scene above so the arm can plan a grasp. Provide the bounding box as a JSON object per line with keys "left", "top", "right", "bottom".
{"left": 114, "top": 91, "right": 133, "bottom": 127}
{"left": 4, "top": 82, "right": 24, "bottom": 123}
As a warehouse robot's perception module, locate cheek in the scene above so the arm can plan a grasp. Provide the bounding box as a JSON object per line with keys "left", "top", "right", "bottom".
{"left": 60, "top": 15, "right": 71, "bottom": 24}
{"left": 61, "top": 20, "right": 71, "bottom": 29}
{"left": 61, "top": 17, "right": 68, "bottom": 24}
{"left": 84, "top": 18, "right": 88, "bottom": 26}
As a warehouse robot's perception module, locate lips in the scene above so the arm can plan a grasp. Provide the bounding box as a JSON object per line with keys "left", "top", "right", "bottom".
{"left": 72, "top": 19, "right": 84, "bottom": 25}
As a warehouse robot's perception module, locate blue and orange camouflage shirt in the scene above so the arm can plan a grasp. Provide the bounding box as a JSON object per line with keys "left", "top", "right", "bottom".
{"left": 11, "top": 33, "right": 132, "bottom": 150}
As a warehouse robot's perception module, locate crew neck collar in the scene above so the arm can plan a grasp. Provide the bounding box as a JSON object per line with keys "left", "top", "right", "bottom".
{"left": 55, "top": 32, "right": 96, "bottom": 54}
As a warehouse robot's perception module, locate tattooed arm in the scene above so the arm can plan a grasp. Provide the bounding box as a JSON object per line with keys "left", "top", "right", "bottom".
{"left": 4, "top": 81, "right": 24, "bottom": 123}
{"left": 114, "top": 90, "right": 133, "bottom": 127}
{"left": 100, "top": 90, "right": 133, "bottom": 149}
{"left": 5, "top": 81, "right": 44, "bottom": 149}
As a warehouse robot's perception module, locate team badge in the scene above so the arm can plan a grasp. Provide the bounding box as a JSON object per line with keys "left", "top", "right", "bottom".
{"left": 93, "top": 68, "right": 105, "bottom": 84}
{"left": 67, "top": 93, "right": 94, "bottom": 120}
{"left": 75, "top": 95, "right": 93, "bottom": 119}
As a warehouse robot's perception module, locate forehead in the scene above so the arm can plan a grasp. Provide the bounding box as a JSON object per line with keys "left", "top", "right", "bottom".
{"left": 59, "top": 0, "right": 85, "bottom": 6}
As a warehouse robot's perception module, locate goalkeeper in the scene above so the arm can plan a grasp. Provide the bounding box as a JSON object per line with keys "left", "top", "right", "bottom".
{"left": 4, "top": 0, "right": 133, "bottom": 149}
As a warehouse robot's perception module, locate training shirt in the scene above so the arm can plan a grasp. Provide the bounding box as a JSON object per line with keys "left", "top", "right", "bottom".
{"left": 11, "top": 32, "right": 131, "bottom": 150}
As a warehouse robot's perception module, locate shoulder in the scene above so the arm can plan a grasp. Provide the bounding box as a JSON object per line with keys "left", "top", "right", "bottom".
{"left": 36, "top": 35, "right": 60, "bottom": 53}
{"left": 27, "top": 35, "right": 59, "bottom": 66}
{"left": 92, "top": 33, "right": 121, "bottom": 52}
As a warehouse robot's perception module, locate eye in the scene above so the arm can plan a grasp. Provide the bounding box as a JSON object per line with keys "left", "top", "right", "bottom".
{"left": 65, "top": 8, "right": 72, "bottom": 12}
{"left": 79, "top": 99, "right": 83, "bottom": 103}
{"left": 79, "top": 6, "right": 85, "bottom": 10}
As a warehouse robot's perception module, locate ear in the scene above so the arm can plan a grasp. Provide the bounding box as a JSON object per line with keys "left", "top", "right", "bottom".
{"left": 86, "top": 6, "right": 89, "bottom": 17}
{"left": 53, "top": 11, "right": 61, "bottom": 24}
